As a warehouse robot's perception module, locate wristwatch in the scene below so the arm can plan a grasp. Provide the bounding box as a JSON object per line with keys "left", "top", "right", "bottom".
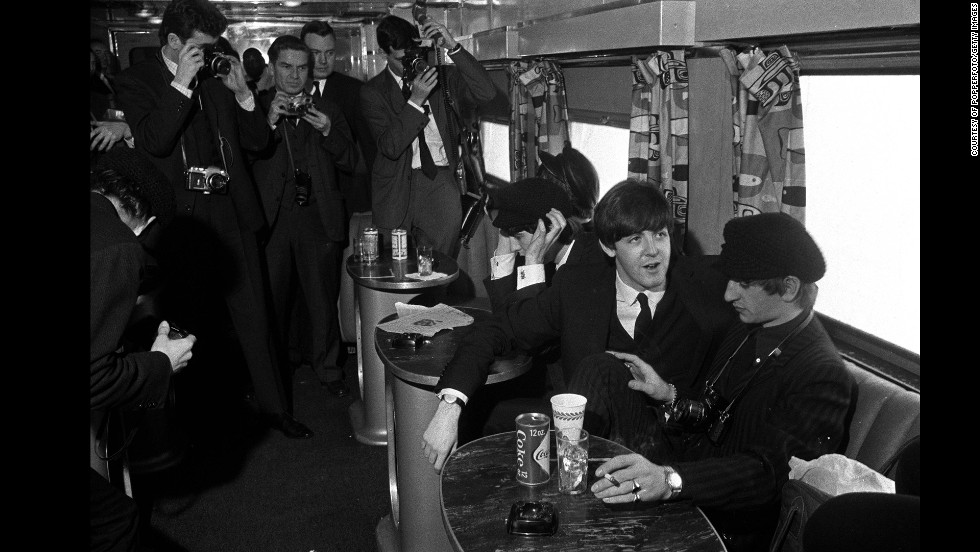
{"left": 440, "top": 393, "right": 464, "bottom": 408}
{"left": 662, "top": 465, "right": 683, "bottom": 500}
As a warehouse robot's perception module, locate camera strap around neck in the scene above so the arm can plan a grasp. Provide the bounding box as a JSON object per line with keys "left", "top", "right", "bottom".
{"left": 179, "top": 82, "right": 232, "bottom": 175}
{"left": 279, "top": 123, "right": 300, "bottom": 176}
{"left": 710, "top": 310, "right": 815, "bottom": 427}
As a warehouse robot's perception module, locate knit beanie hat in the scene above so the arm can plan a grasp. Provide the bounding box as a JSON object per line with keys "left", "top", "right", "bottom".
{"left": 717, "top": 212, "right": 826, "bottom": 283}
{"left": 95, "top": 148, "right": 176, "bottom": 228}
{"left": 491, "top": 177, "right": 574, "bottom": 231}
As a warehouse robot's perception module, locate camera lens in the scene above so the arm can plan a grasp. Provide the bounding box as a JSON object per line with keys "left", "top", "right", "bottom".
{"left": 207, "top": 172, "right": 229, "bottom": 190}
{"left": 211, "top": 56, "right": 232, "bottom": 76}
{"left": 410, "top": 57, "right": 429, "bottom": 74}
{"left": 672, "top": 399, "right": 707, "bottom": 424}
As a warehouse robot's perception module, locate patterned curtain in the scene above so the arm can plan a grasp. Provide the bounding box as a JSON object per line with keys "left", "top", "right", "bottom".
{"left": 626, "top": 50, "right": 691, "bottom": 249}
{"left": 508, "top": 60, "right": 571, "bottom": 181}
{"left": 721, "top": 46, "right": 807, "bottom": 222}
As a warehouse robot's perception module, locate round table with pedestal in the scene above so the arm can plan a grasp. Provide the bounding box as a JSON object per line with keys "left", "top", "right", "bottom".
{"left": 345, "top": 248, "right": 459, "bottom": 446}
{"left": 374, "top": 307, "right": 532, "bottom": 552}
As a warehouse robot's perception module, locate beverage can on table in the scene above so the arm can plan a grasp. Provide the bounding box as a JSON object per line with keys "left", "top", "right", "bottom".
{"left": 361, "top": 227, "right": 379, "bottom": 263}
{"left": 391, "top": 228, "right": 408, "bottom": 260}
{"left": 515, "top": 413, "right": 550, "bottom": 486}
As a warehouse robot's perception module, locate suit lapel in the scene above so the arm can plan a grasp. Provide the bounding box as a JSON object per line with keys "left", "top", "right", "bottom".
{"left": 585, "top": 266, "right": 617, "bottom": 351}
{"left": 384, "top": 70, "right": 406, "bottom": 114}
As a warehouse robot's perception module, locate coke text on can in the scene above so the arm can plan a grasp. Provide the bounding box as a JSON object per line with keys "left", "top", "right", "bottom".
{"left": 515, "top": 413, "right": 550, "bottom": 486}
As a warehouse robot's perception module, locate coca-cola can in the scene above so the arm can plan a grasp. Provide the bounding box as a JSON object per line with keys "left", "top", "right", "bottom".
{"left": 515, "top": 413, "right": 550, "bottom": 486}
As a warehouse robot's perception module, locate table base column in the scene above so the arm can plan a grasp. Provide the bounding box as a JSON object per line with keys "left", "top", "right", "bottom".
{"left": 350, "top": 286, "right": 419, "bottom": 446}
{"left": 390, "top": 376, "right": 455, "bottom": 552}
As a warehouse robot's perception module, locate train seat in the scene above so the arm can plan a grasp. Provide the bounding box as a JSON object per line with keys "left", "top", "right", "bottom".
{"left": 839, "top": 359, "right": 920, "bottom": 478}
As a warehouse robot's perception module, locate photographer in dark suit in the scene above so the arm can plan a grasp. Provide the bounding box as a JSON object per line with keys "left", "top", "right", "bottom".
{"left": 249, "top": 34, "right": 356, "bottom": 398}
{"left": 360, "top": 15, "right": 496, "bottom": 255}
{"left": 114, "top": 0, "right": 312, "bottom": 438}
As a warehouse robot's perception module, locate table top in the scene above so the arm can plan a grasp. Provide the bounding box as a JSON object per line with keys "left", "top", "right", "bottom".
{"left": 375, "top": 307, "right": 531, "bottom": 386}
{"left": 440, "top": 432, "right": 727, "bottom": 552}
{"left": 346, "top": 248, "right": 459, "bottom": 291}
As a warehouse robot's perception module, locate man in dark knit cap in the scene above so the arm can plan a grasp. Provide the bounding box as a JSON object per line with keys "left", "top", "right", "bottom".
{"left": 587, "top": 212, "right": 856, "bottom": 552}
{"left": 90, "top": 148, "right": 196, "bottom": 552}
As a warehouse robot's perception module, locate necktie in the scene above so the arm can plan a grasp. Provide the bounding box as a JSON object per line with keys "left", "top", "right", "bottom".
{"left": 402, "top": 80, "right": 437, "bottom": 179}
{"left": 312, "top": 80, "right": 321, "bottom": 100}
{"left": 634, "top": 293, "right": 653, "bottom": 340}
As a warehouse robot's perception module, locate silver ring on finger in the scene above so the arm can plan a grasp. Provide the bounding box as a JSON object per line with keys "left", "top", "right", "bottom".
{"left": 631, "top": 480, "right": 641, "bottom": 493}
{"left": 632, "top": 491, "right": 640, "bottom": 503}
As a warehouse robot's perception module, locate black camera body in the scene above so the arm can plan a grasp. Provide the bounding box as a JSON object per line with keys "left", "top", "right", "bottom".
{"left": 284, "top": 94, "right": 314, "bottom": 118}
{"left": 670, "top": 385, "right": 727, "bottom": 433}
{"left": 200, "top": 43, "right": 232, "bottom": 79}
{"left": 401, "top": 39, "right": 436, "bottom": 84}
{"left": 167, "top": 323, "right": 189, "bottom": 339}
{"left": 294, "top": 169, "right": 312, "bottom": 206}
{"left": 185, "top": 166, "right": 230, "bottom": 194}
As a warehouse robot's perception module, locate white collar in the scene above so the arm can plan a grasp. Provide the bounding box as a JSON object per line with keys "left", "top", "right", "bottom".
{"left": 554, "top": 240, "right": 574, "bottom": 269}
{"left": 614, "top": 270, "right": 666, "bottom": 306}
{"left": 162, "top": 46, "right": 178, "bottom": 76}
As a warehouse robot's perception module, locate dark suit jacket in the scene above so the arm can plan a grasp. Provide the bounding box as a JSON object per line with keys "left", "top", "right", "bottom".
{"left": 249, "top": 89, "right": 355, "bottom": 240}
{"left": 313, "top": 72, "right": 377, "bottom": 213}
{"left": 114, "top": 51, "right": 271, "bottom": 233}
{"left": 90, "top": 193, "right": 171, "bottom": 412}
{"left": 438, "top": 254, "right": 735, "bottom": 399}
{"left": 670, "top": 313, "right": 855, "bottom": 541}
{"left": 482, "top": 232, "right": 609, "bottom": 314}
{"left": 360, "top": 47, "right": 496, "bottom": 229}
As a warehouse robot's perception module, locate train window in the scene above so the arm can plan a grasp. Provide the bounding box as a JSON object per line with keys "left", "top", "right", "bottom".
{"left": 478, "top": 119, "right": 630, "bottom": 196}
{"left": 479, "top": 121, "right": 511, "bottom": 182}
{"left": 567, "top": 122, "right": 630, "bottom": 199}
{"left": 801, "top": 74, "right": 920, "bottom": 356}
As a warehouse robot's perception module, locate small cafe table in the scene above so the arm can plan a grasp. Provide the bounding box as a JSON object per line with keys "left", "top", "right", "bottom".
{"left": 440, "top": 432, "right": 728, "bottom": 552}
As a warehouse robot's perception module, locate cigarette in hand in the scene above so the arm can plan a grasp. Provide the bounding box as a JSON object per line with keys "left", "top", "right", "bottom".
{"left": 604, "top": 472, "right": 622, "bottom": 487}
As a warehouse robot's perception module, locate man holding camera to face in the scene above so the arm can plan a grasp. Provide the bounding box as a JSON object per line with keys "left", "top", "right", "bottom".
{"left": 248, "top": 34, "right": 356, "bottom": 398}
{"left": 114, "top": 0, "right": 313, "bottom": 438}
{"left": 584, "top": 212, "right": 856, "bottom": 552}
{"left": 360, "top": 14, "right": 496, "bottom": 256}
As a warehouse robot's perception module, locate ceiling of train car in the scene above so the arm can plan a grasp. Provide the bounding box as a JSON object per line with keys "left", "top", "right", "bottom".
{"left": 90, "top": 1, "right": 417, "bottom": 25}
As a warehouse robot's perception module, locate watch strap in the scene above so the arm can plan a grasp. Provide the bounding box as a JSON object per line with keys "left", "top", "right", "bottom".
{"left": 663, "top": 465, "right": 682, "bottom": 500}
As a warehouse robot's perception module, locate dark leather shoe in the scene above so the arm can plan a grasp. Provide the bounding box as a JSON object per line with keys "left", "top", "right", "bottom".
{"left": 271, "top": 412, "right": 313, "bottom": 439}
{"left": 323, "top": 379, "right": 350, "bottom": 398}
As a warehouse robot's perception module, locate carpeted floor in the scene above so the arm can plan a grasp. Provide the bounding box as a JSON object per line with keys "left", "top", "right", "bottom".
{"left": 130, "top": 350, "right": 390, "bottom": 552}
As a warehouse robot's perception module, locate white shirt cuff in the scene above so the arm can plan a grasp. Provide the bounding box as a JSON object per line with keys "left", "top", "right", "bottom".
{"left": 516, "top": 264, "right": 545, "bottom": 290}
{"left": 171, "top": 81, "right": 193, "bottom": 98}
{"left": 490, "top": 252, "right": 517, "bottom": 280}
{"left": 438, "top": 389, "right": 469, "bottom": 404}
{"left": 406, "top": 99, "right": 425, "bottom": 113}
{"left": 237, "top": 92, "right": 256, "bottom": 111}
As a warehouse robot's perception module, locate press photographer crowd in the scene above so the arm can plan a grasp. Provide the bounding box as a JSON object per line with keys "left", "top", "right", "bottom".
{"left": 90, "top": 1, "right": 918, "bottom": 552}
